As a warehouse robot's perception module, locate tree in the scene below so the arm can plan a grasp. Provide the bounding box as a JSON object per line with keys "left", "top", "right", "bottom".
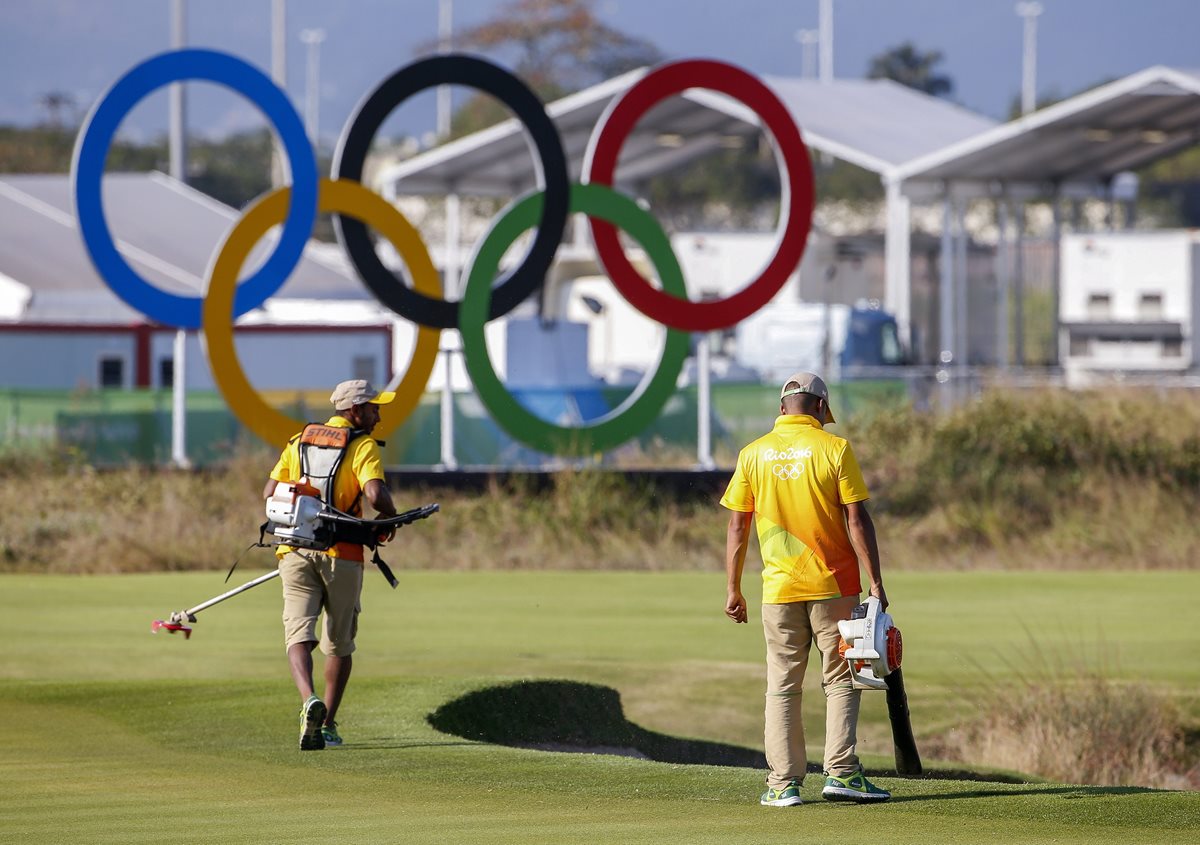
{"left": 37, "top": 91, "right": 77, "bottom": 128}
{"left": 867, "top": 43, "right": 953, "bottom": 98}
{"left": 421, "top": 0, "right": 662, "bottom": 137}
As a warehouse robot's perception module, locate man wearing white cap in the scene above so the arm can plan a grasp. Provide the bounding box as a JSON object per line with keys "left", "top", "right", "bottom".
{"left": 263, "top": 379, "right": 398, "bottom": 750}
{"left": 720, "top": 372, "right": 891, "bottom": 806}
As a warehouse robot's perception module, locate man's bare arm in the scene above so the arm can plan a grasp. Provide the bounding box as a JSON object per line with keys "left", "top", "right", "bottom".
{"left": 725, "top": 510, "right": 753, "bottom": 623}
{"left": 845, "top": 500, "right": 887, "bottom": 609}
{"left": 363, "top": 478, "right": 397, "bottom": 518}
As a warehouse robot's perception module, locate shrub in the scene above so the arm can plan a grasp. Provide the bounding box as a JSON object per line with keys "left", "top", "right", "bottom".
{"left": 849, "top": 389, "right": 1200, "bottom": 568}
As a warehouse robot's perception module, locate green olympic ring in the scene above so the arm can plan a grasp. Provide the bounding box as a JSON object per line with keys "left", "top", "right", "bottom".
{"left": 460, "top": 182, "right": 690, "bottom": 456}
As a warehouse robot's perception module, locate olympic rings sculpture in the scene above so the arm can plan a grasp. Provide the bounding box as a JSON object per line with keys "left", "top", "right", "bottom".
{"left": 71, "top": 48, "right": 814, "bottom": 456}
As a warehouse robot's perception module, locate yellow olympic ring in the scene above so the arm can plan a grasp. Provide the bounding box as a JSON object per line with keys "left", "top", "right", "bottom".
{"left": 201, "top": 178, "right": 442, "bottom": 447}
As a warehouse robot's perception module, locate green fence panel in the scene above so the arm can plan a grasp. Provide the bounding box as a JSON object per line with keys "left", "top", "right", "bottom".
{"left": 0, "top": 380, "right": 911, "bottom": 468}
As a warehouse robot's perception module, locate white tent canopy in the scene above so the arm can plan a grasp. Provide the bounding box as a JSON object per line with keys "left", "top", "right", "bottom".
{"left": 375, "top": 70, "right": 998, "bottom": 351}
{"left": 896, "top": 66, "right": 1200, "bottom": 195}
{"left": 378, "top": 64, "right": 1200, "bottom": 372}
{"left": 891, "top": 66, "right": 1200, "bottom": 372}
{"left": 377, "top": 70, "right": 997, "bottom": 196}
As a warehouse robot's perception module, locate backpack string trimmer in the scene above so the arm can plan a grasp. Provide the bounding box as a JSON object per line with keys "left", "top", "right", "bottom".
{"left": 152, "top": 493, "right": 439, "bottom": 639}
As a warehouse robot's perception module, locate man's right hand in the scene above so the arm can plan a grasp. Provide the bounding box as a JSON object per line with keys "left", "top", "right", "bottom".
{"left": 725, "top": 588, "right": 748, "bottom": 624}
{"left": 869, "top": 583, "right": 889, "bottom": 611}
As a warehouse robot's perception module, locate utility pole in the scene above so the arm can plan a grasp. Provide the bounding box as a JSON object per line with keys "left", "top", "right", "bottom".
{"left": 299, "top": 28, "right": 325, "bottom": 148}
{"left": 818, "top": 0, "right": 834, "bottom": 83}
{"left": 168, "top": 0, "right": 187, "bottom": 186}
{"left": 795, "top": 29, "right": 818, "bottom": 80}
{"left": 1016, "top": 1, "right": 1043, "bottom": 116}
{"left": 270, "top": 0, "right": 287, "bottom": 186}
{"left": 437, "top": 0, "right": 453, "bottom": 139}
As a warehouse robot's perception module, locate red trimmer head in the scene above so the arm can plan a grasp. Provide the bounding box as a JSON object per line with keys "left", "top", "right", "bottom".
{"left": 152, "top": 619, "right": 192, "bottom": 639}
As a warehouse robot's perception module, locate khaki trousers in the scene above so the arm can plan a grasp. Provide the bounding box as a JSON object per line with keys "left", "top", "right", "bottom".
{"left": 761, "top": 595, "right": 861, "bottom": 789}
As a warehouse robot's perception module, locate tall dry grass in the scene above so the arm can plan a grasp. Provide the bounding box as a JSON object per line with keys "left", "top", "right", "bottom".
{"left": 1, "top": 388, "right": 1197, "bottom": 573}
{"left": 926, "top": 640, "right": 1199, "bottom": 789}
{"left": 0, "top": 446, "right": 270, "bottom": 573}
{"left": 0, "top": 448, "right": 719, "bottom": 573}
{"left": 393, "top": 469, "right": 719, "bottom": 571}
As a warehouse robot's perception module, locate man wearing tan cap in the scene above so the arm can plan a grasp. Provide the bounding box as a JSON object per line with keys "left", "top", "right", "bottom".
{"left": 720, "top": 372, "right": 891, "bottom": 806}
{"left": 263, "top": 379, "right": 398, "bottom": 750}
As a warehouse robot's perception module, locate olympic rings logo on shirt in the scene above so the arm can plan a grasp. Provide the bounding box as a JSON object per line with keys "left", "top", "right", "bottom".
{"left": 71, "top": 49, "right": 814, "bottom": 455}
{"left": 771, "top": 463, "right": 804, "bottom": 480}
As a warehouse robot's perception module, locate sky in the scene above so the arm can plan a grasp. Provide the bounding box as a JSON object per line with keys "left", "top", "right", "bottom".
{"left": 1, "top": 0, "right": 1198, "bottom": 148}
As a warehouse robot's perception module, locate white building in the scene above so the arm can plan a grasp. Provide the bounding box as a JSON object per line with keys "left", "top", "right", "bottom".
{"left": 0, "top": 173, "right": 401, "bottom": 392}
{"left": 1059, "top": 230, "right": 1200, "bottom": 384}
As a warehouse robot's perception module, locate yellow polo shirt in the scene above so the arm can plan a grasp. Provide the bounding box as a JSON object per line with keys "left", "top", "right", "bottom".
{"left": 270, "top": 416, "right": 386, "bottom": 562}
{"left": 721, "top": 414, "right": 869, "bottom": 603}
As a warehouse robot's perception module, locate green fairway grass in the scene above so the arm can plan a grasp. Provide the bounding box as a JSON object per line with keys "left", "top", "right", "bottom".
{"left": 3, "top": 570, "right": 1198, "bottom": 844}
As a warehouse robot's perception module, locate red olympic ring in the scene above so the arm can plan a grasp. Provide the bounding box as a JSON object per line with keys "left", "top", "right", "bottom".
{"left": 584, "top": 59, "right": 815, "bottom": 333}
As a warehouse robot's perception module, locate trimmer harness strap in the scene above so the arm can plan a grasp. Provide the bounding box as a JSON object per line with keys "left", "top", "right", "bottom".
{"left": 298, "top": 423, "right": 368, "bottom": 518}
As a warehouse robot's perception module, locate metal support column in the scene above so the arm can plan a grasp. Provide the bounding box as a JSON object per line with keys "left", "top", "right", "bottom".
{"left": 938, "top": 194, "right": 955, "bottom": 406}
{"left": 697, "top": 333, "right": 714, "bottom": 470}
{"left": 171, "top": 330, "right": 189, "bottom": 467}
{"left": 938, "top": 195, "right": 954, "bottom": 368}
{"left": 884, "top": 179, "right": 912, "bottom": 351}
{"left": 1051, "top": 189, "right": 1063, "bottom": 366}
{"left": 996, "top": 197, "right": 1011, "bottom": 370}
{"left": 1014, "top": 203, "right": 1026, "bottom": 367}
{"left": 954, "top": 195, "right": 969, "bottom": 373}
{"left": 439, "top": 192, "right": 461, "bottom": 470}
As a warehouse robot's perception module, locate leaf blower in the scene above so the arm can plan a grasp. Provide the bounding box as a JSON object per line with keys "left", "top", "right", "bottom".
{"left": 837, "top": 596, "right": 922, "bottom": 775}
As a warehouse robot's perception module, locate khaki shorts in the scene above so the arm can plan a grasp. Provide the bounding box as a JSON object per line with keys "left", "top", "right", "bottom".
{"left": 279, "top": 550, "right": 363, "bottom": 657}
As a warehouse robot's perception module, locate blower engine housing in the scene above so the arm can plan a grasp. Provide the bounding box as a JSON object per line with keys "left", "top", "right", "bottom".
{"left": 264, "top": 479, "right": 330, "bottom": 550}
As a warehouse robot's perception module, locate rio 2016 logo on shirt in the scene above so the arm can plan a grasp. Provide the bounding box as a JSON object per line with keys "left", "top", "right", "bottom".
{"left": 72, "top": 50, "right": 815, "bottom": 454}
{"left": 764, "top": 447, "right": 813, "bottom": 461}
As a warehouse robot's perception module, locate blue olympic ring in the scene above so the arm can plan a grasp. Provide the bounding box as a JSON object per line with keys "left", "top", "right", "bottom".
{"left": 70, "top": 49, "right": 318, "bottom": 330}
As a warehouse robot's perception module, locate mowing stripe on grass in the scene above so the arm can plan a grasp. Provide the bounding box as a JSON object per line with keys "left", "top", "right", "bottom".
{"left": 2, "top": 571, "right": 1197, "bottom": 844}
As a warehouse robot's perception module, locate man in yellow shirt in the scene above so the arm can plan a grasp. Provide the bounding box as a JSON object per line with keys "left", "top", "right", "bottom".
{"left": 721, "top": 372, "right": 891, "bottom": 806}
{"left": 264, "top": 379, "right": 398, "bottom": 750}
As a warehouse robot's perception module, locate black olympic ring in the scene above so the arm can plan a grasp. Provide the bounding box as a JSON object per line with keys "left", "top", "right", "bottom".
{"left": 332, "top": 54, "right": 570, "bottom": 330}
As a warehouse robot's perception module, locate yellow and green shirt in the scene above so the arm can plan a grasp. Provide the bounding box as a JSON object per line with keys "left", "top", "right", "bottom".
{"left": 720, "top": 414, "right": 869, "bottom": 603}
{"left": 269, "top": 415, "right": 386, "bottom": 562}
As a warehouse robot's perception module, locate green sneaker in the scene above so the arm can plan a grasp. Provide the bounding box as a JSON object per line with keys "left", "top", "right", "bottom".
{"left": 821, "top": 770, "right": 890, "bottom": 803}
{"left": 321, "top": 721, "right": 343, "bottom": 748}
{"left": 760, "top": 780, "right": 803, "bottom": 807}
{"left": 299, "top": 695, "right": 326, "bottom": 751}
